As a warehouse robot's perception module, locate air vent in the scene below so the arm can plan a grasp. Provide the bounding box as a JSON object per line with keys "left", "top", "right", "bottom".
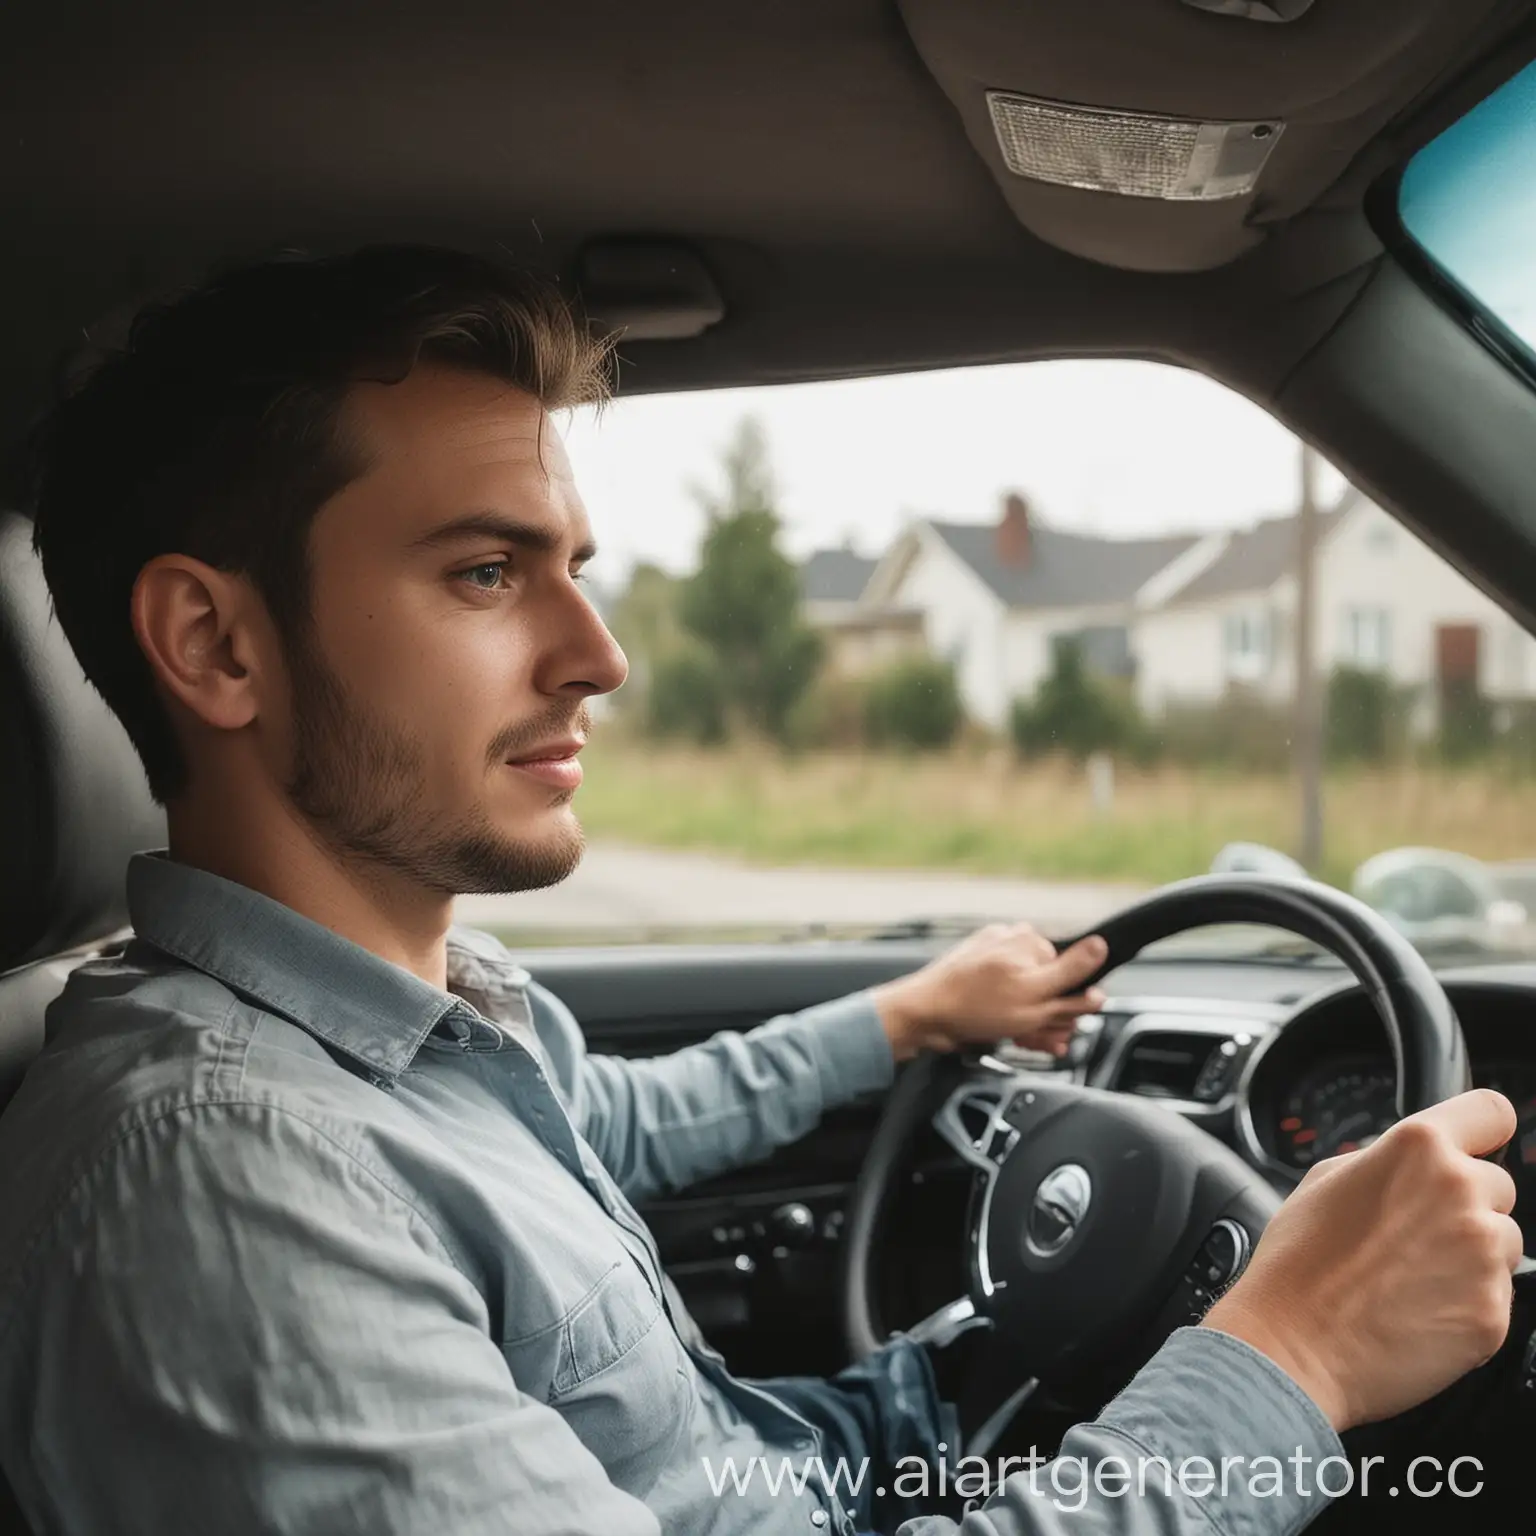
{"left": 1114, "top": 1031, "right": 1224, "bottom": 1100}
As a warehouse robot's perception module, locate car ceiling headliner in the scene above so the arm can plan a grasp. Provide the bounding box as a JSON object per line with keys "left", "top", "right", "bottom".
{"left": 3, "top": 0, "right": 1535, "bottom": 462}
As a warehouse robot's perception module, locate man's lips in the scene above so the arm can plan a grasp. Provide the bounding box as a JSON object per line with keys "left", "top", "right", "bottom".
{"left": 504, "top": 738, "right": 585, "bottom": 791}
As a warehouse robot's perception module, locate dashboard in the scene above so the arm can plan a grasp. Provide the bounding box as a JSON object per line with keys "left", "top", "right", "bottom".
{"left": 1256, "top": 1050, "right": 1536, "bottom": 1171}
{"left": 1084, "top": 963, "right": 1536, "bottom": 1248}
{"left": 1239, "top": 981, "right": 1536, "bottom": 1179}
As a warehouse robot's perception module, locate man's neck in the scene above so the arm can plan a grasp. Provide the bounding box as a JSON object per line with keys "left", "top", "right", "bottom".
{"left": 166, "top": 797, "right": 455, "bottom": 990}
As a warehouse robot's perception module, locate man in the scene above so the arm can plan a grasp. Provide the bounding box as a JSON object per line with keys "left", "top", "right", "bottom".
{"left": 0, "top": 246, "right": 1520, "bottom": 1536}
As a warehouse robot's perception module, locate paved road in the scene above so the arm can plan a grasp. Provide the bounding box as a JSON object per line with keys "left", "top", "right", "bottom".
{"left": 455, "top": 841, "right": 1142, "bottom": 940}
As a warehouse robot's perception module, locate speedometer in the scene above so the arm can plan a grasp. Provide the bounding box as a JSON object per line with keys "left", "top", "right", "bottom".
{"left": 1275, "top": 1059, "right": 1398, "bottom": 1169}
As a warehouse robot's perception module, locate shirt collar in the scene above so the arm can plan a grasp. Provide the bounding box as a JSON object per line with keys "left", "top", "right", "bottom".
{"left": 126, "top": 852, "right": 524, "bottom": 1079}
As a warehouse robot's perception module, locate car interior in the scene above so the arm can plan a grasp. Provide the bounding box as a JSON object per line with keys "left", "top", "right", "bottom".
{"left": 5, "top": 1, "right": 1536, "bottom": 1530}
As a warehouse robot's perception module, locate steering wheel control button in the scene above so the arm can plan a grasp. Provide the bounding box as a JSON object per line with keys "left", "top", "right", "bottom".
{"left": 1520, "top": 1329, "right": 1536, "bottom": 1394}
{"left": 1189, "top": 1220, "right": 1251, "bottom": 1290}
{"left": 1024, "top": 1163, "right": 1093, "bottom": 1258}
{"left": 1192, "top": 1037, "right": 1252, "bottom": 1102}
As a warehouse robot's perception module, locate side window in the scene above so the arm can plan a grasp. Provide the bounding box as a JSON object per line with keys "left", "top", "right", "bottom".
{"left": 1398, "top": 58, "right": 1536, "bottom": 378}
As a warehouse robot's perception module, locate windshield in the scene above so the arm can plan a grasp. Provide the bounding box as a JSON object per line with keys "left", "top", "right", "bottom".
{"left": 458, "top": 359, "right": 1536, "bottom": 967}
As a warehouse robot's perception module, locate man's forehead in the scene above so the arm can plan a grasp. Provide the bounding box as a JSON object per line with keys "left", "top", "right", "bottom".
{"left": 345, "top": 364, "right": 574, "bottom": 478}
{"left": 323, "top": 365, "right": 590, "bottom": 549}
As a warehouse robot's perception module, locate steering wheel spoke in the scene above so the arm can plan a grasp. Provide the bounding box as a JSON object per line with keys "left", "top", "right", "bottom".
{"left": 932, "top": 1066, "right": 1029, "bottom": 1173}
{"left": 903, "top": 1294, "right": 990, "bottom": 1350}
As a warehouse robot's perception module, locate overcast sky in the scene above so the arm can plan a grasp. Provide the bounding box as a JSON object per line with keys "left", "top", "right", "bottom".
{"left": 561, "top": 358, "right": 1348, "bottom": 585}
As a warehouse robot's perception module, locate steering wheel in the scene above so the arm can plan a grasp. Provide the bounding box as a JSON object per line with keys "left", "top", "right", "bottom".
{"left": 841, "top": 875, "right": 1471, "bottom": 1403}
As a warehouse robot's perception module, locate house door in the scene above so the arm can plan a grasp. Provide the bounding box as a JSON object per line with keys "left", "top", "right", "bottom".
{"left": 1435, "top": 624, "right": 1481, "bottom": 688}
{"left": 1435, "top": 624, "right": 1484, "bottom": 745}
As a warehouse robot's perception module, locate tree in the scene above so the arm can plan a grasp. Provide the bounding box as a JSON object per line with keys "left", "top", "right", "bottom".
{"left": 610, "top": 562, "right": 683, "bottom": 663}
{"left": 677, "top": 418, "right": 823, "bottom": 741}
{"left": 1010, "top": 638, "right": 1144, "bottom": 760}
{"left": 608, "top": 562, "right": 684, "bottom": 721}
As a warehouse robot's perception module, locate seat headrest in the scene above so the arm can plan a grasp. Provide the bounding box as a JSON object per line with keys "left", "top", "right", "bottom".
{"left": 0, "top": 512, "right": 164, "bottom": 970}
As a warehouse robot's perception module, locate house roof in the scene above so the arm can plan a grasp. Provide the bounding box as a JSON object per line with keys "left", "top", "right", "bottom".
{"left": 927, "top": 520, "right": 1200, "bottom": 611}
{"left": 1173, "top": 495, "right": 1354, "bottom": 604}
{"left": 801, "top": 547, "right": 876, "bottom": 604}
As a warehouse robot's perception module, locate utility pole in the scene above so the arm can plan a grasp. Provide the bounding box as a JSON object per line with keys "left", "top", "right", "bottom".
{"left": 1294, "top": 442, "right": 1324, "bottom": 872}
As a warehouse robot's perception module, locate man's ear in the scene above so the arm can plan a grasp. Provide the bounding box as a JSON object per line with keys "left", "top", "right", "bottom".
{"left": 130, "top": 555, "right": 271, "bottom": 732}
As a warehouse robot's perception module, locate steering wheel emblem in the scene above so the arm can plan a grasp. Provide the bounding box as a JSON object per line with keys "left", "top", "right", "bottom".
{"left": 1026, "top": 1163, "right": 1093, "bottom": 1257}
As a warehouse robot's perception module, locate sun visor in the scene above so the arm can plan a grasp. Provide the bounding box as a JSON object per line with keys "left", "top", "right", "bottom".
{"left": 897, "top": 0, "right": 1509, "bottom": 272}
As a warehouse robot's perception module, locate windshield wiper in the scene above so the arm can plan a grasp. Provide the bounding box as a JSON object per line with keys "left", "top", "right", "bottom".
{"left": 867, "top": 915, "right": 1002, "bottom": 942}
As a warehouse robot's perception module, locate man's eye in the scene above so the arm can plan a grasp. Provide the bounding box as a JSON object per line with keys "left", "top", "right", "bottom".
{"left": 458, "top": 562, "right": 508, "bottom": 591}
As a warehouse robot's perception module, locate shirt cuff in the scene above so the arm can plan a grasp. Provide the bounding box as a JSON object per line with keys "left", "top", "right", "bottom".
{"left": 796, "top": 991, "right": 897, "bottom": 1106}
{"left": 1094, "top": 1324, "right": 1346, "bottom": 1536}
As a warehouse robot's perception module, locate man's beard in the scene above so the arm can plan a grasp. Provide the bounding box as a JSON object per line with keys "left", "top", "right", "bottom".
{"left": 282, "top": 632, "right": 589, "bottom": 897}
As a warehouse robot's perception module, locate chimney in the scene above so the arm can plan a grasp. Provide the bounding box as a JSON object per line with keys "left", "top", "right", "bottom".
{"left": 996, "top": 491, "right": 1032, "bottom": 567}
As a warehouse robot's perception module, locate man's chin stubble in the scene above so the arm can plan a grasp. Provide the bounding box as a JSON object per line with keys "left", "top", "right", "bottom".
{"left": 444, "top": 814, "right": 586, "bottom": 896}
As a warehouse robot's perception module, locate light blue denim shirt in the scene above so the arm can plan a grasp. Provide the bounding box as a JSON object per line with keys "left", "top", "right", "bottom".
{"left": 0, "top": 854, "right": 1342, "bottom": 1536}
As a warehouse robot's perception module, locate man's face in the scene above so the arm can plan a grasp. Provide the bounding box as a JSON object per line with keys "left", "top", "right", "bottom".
{"left": 277, "top": 365, "right": 628, "bottom": 895}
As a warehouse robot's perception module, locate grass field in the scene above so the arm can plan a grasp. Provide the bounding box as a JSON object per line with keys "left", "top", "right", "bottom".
{"left": 574, "top": 739, "right": 1536, "bottom": 887}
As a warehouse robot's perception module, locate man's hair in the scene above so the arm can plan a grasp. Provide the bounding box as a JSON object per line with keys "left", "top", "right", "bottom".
{"left": 26, "top": 245, "right": 613, "bottom": 801}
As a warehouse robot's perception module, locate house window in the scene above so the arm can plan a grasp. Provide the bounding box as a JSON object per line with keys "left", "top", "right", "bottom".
{"left": 1051, "top": 626, "right": 1133, "bottom": 679}
{"left": 1223, "top": 610, "right": 1271, "bottom": 682}
{"left": 1343, "top": 607, "right": 1392, "bottom": 670}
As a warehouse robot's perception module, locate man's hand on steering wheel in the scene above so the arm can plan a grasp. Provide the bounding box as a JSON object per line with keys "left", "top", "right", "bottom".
{"left": 1207, "top": 1087, "right": 1522, "bottom": 1432}
{"left": 871, "top": 923, "right": 1109, "bottom": 1061}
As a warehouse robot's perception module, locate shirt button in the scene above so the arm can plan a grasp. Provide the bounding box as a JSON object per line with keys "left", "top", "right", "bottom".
{"left": 809, "top": 1512, "right": 828, "bottom": 1528}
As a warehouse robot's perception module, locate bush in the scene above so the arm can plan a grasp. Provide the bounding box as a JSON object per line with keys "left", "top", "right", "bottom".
{"left": 1156, "top": 693, "right": 1293, "bottom": 771}
{"left": 863, "top": 657, "right": 964, "bottom": 751}
{"left": 1439, "top": 681, "right": 1494, "bottom": 763}
{"left": 644, "top": 649, "right": 727, "bottom": 745}
{"left": 1326, "top": 666, "right": 1401, "bottom": 764}
{"left": 785, "top": 671, "right": 873, "bottom": 750}
{"left": 1491, "top": 701, "right": 1536, "bottom": 775}
{"left": 1010, "top": 640, "right": 1146, "bottom": 761}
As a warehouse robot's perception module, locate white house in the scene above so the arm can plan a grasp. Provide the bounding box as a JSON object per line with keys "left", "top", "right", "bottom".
{"left": 840, "top": 489, "right": 1536, "bottom": 730}
{"left": 1134, "top": 491, "right": 1536, "bottom": 725}
{"left": 800, "top": 547, "right": 877, "bottom": 628}
{"left": 860, "top": 493, "right": 1199, "bottom": 728}
{"left": 799, "top": 545, "right": 925, "bottom": 675}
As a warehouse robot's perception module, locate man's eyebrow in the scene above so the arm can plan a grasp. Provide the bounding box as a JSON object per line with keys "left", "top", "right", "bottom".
{"left": 408, "top": 512, "right": 598, "bottom": 563}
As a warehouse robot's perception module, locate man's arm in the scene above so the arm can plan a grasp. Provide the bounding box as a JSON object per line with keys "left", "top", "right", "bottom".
{"left": 545, "top": 983, "right": 897, "bottom": 1203}
{"left": 898, "top": 1326, "right": 1344, "bottom": 1536}
{"left": 537, "top": 929, "right": 1109, "bottom": 1205}
{"left": 1, "top": 1101, "right": 660, "bottom": 1536}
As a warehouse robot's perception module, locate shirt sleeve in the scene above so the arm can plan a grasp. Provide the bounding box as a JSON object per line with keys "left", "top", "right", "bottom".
{"left": 541, "top": 984, "right": 897, "bottom": 1204}
{"left": 896, "top": 1325, "right": 1344, "bottom": 1536}
{"left": 3, "top": 1100, "right": 661, "bottom": 1536}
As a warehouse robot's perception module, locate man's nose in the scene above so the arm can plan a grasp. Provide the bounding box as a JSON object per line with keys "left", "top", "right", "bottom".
{"left": 537, "top": 580, "right": 629, "bottom": 700}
